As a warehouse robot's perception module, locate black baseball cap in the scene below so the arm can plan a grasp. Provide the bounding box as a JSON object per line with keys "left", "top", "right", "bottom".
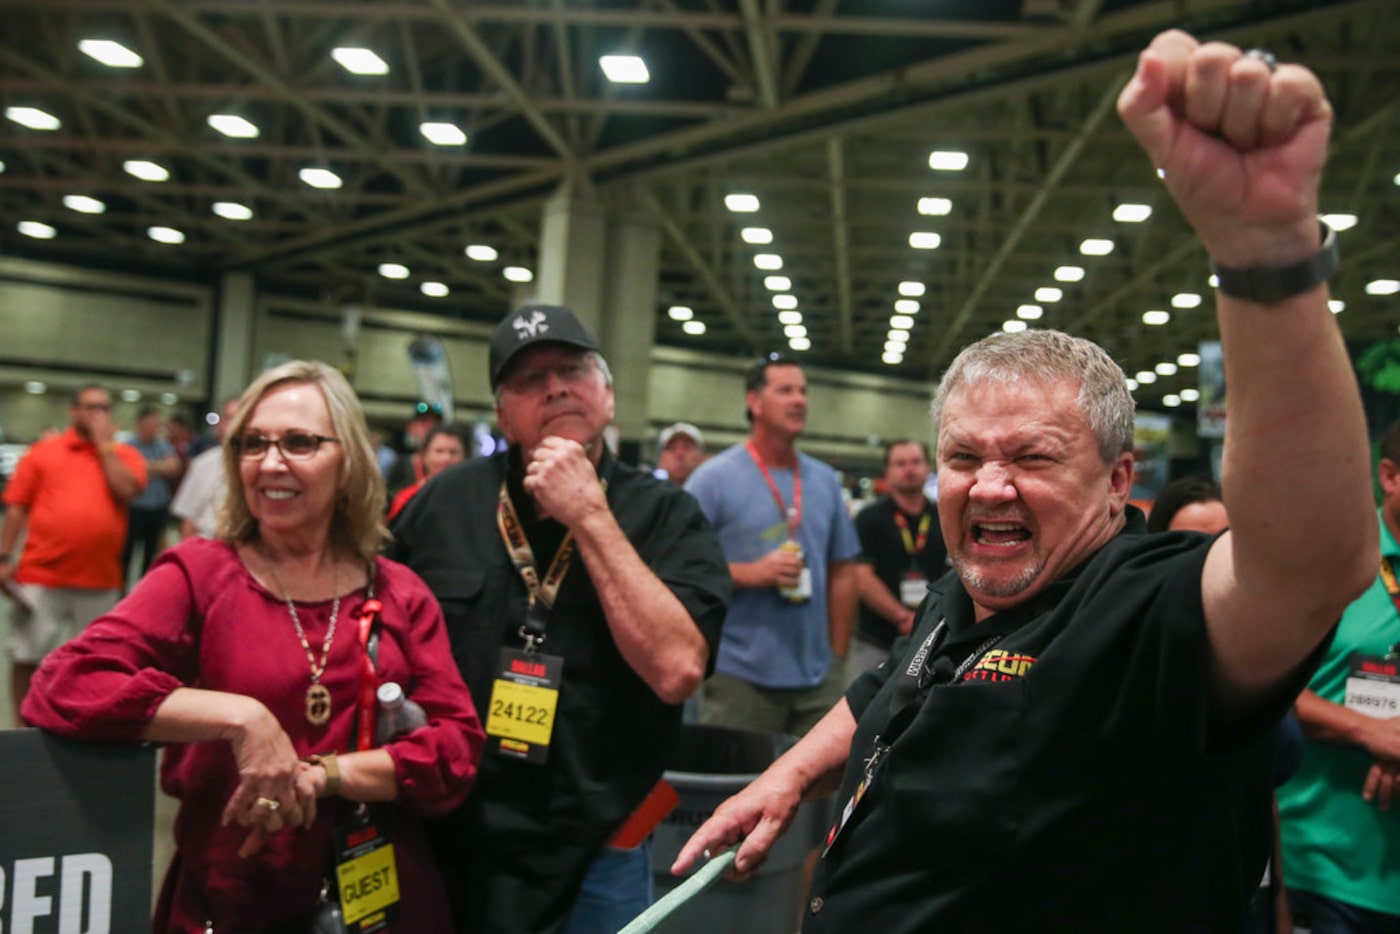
{"left": 489, "top": 304, "right": 600, "bottom": 390}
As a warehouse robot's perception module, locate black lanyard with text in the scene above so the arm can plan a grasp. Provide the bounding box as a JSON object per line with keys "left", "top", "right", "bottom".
{"left": 497, "top": 484, "right": 577, "bottom": 652}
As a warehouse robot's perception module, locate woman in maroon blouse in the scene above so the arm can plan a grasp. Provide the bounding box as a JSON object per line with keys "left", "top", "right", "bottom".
{"left": 22, "top": 360, "right": 485, "bottom": 932}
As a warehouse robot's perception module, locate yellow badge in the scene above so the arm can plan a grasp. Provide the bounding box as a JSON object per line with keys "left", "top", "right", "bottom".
{"left": 487, "top": 648, "right": 563, "bottom": 763}
{"left": 337, "top": 839, "right": 399, "bottom": 926}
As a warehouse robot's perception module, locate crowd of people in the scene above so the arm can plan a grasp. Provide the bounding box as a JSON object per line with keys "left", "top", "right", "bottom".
{"left": 1, "top": 28, "right": 1398, "bottom": 934}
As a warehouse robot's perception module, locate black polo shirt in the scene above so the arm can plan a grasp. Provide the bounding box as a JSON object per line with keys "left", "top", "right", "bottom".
{"left": 387, "top": 448, "right": 730, "bottom": 933}
{"left": 854, "top": 496, "right": 948, "bottom": 648}
{"left": 809, "top": 510, "right": 1326, "bottom": 932}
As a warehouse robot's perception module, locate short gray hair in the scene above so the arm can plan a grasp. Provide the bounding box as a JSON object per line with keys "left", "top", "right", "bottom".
{"left": 931, "top": 329, "right": 1135, "bottom": 463}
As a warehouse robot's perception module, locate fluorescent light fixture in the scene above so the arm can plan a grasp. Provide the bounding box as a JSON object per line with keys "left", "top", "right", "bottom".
{"left": 1002, "top": 320, "right": 1027, "bottom": 333}
{"left": 772, "top": 294, "right": 798, "bottom": 311}
{"left": 121, "top": 389, "right": 142, "bottom": 402}
{"left": 1053, "top": 265, "right": 1085, "bottom": 282}
{"left": 420, "top": 122, "right": 467, "bottom": 146}
{"left": 1171, "top": 292, "right": 1202, "bottom": 309}
{"left": 887, "top": 329, "right": 911, "bottom": 343}
{"left": 884, "top": 339, "right": 908, "bottom": 354}
{"left": 889, "top": 315, "right": 915, "bottom": 330}
{"left": 764, "top": 275, "right": 791, "bottom": 291}
{"left": 778, "top": 312, "right": 804, "bottom": 327}
{"left": 681, "top": 320, "right": 706, "bottom": 336}
{"left": 1113, "top": 203, "right": 1152, "bottom": 223}
{"left": 1208, "top": 274, "right": 1220, "bottom": 289}
{"left": 894, "top": 299, "right": 920, "bottom": 315}
{"left": 212, "top": 201, "right": 253, "bottom": 221}
{"left": 161, "top": 392, "right": 179, "bottom": 405}
{"left": 1142, "top": 309, "right": 1171, "bottom": 326}
{"left": 1125, "top": 379, "right": 1139, "bottom": 392}
{"left": 741, "top": 227, "right": 773, "bottom": 245}
{"left": 1155, "top": 362, "right": 1178, "bottom": 376}
{"left": 898, "top": 281, "right": 925, "bottom": 297}
{"left": 147, "top": 226, "right": 184, "bottom": 244}
{"left": 882, "top": 353, "right": 904, "bottom": 366}
{"left": 1328, "top": 300, "right": 1345, "bottom": 314}
{"left": 599, "top": 55, "right": 650, "bottom": 84}
{"left": 784, "top": 325, "right": 808, "bottom": 339}
{"left": 1163, "top": 394, "right": 1182, "bottom": 408}
{"left": 465, "top": 244, "right": 498, "bottom": 262}
{"left": 378, "top": 262, "right": 410, "bottom": 280}
{"left": 667, "top": 305, "right": 694, "bottom": 321}
{"left": 1034, "top": 286, "right": 1063, "bottom": 303}
{"left": 928, "top": 150, "right": 969, "bottom": 171}
{"left": 1177, "top": 352, "right": 1200, "bottom": 367}
{"left": 18, "top": 220, "right": 56, "bottom": 239}
{"left": 1320, "top": 213, "right": 1357, "bottom": 232}
{"left": 917, "top": 197, "right": 952, "bottom": 216}
{"left": 124, "top": 159, "right": 169, "bottom": 182}
{"left": 79, "top": 39, "right": 143, "bottom": 68}
{"left": 332, "top": 47, "right": 389, "bottom": 75}
{"left": 1181, "top": 388, "right": 1200, "bottom": 402}
{"left": 24, "top": 381, "right": 47, "bottom": 394}
{"left": 63, "top": 195, "right": 106, "bottom": 214}
{"left": 1135, "top": 371, "right": 1157, "bottom": 384}
{"left": 725, "top": 193, "right": 760, "bottom": 213}
{"left": 6, "top": 106, "right": 61, "bottom": 130}
{"left": 0, "top": 159, "right": 5, "bottom": 172}
{"left": 1365, "top": 279, "right": 1400, "bottom": 295}
{"left": 503, "top": 266, "right": 533, "bottom": 283}
{"left": 789, "top": 337, "right": 812, "bottom": 351}
{"left": 208, "top": 113, "right": 259, "bottom": 138}
{"left": 1080, "top": 238, "right": 1115, "bottom": 256}
{"left": 1016, "top": 304, "right": 1043, "bottom": 320}
{"left": 909, "top": 232, "right": 941, "bottom": 250}
{"left": 754, "top": 254, "right": 783, "bottom": 271}
{"left": 299, "top": 167, "right": 342, "bottom": 189}
{"left": 420, "top": 281, "right": 449, "bottom": 298}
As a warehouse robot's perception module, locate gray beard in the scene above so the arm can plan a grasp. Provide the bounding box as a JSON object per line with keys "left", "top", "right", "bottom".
{"left": 951, "top": 553, "right": 1043, "bottom": 599}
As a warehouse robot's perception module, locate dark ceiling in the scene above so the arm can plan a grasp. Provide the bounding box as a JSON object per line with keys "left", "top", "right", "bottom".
{"left": 2, "top": 0, "right": 1396, "bottom": 409}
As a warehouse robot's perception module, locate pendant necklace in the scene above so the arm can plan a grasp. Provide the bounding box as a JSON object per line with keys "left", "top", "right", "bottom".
{"left": 264, "top": 551, "right": 340, "bottom": 727}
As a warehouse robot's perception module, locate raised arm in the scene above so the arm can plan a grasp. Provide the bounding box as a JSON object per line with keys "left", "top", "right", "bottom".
{"left": 1118, "top": 31, "right": 1376, "bottom": 705}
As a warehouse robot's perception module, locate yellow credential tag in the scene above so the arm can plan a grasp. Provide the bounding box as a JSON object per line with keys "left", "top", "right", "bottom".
{"left": 486, "top": 648, "right": 563, "bottom": 764}
{"left": 337, "top": 841, "right": 399, "bottom": 927}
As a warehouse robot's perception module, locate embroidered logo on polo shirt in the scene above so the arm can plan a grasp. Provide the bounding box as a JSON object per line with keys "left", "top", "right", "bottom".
{"left": 963, "top": 648, "right": 1037, "bottom": 682}
{"left": 513, "top": 310, "right": 548, "bottom": 340}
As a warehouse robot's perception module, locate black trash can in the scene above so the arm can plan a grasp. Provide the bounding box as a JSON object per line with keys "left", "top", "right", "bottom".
{"left": 648, "top": 724, "right": 826, "bottom": 934}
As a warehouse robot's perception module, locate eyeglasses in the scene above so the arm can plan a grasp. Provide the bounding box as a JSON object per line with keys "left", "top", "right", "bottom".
{"left": 77, "top": 401, "right": 113, "bottom": 412}
{"left": 233, "top": 431, "right": 340, "bottom": 460}
{"left": 502, "top": 357, "right": 596, "bottom": 395}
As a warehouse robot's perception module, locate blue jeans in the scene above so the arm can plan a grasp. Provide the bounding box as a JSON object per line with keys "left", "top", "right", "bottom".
{"left": 561, "top": 842, "right": 654, "bottom": 934}
{"left": 1289, "top": 889, "right": 1400, "bottom": 934}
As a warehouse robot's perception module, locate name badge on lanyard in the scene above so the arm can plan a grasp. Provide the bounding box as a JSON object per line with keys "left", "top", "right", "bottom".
{"left": 334, "top": 804, "right": 400, "bottom": 932}
{"left": 1345, "top": 653, "right": 1400, "bottom": 719}
{"left": 899, "top": 575, "right": 929, "bottom": 608}
{"left": 487, "top": 643, "right": 563, "bottom": 763}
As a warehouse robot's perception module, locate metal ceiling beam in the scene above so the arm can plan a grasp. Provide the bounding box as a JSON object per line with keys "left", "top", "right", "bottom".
{"left": 827, "top": 137, "right": 853, "bottom": 355}
{"left": 739, "top": 0, "right": 780, "bottom": 109}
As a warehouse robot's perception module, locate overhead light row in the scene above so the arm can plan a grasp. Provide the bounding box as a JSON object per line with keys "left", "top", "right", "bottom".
{"left": 725, "top": 192, "right": 812, "bottom": 352}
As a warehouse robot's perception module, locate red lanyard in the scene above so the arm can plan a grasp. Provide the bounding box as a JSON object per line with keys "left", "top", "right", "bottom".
{"left": 355, "top": 591, "right": 382, "bottom": 752}
{"left": 892, "top": 510, "right": 932, "bottom": 556}
{"left": 746, "top": 441, "right": 801, "bottom": 538}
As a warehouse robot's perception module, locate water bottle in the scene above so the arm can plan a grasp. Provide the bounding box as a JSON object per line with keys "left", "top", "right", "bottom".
{"left": 375, "top": 681, "right": 428, "bottom": 744}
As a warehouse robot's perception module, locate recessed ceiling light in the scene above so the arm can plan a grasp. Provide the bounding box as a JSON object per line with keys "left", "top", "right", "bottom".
{"left": 599, "top": 54, "right": 650, "bottom": 84}
{"left": 1155, "top": 362, "right": 1178, "bottom": 376}
{"left": 784, "top": 324, "right": 808, "bottom": 339}
{"left": 1135, "top": 371, "right": 1157, "bottom": 384}
{"left": 420, "top": 122, "right": 467, "bottom": 146}
{"left": 741, "top": 227, "right": 773, "bottom": 245}
{"left": 1113, "top": 203, "right": 1152, "bottom": 223}
{"left": 24, "top": 381, "right": 47, "bottom": 394}
{"left": 889, "top": 315, "right": 915, "bottom": 330}
{"left": 764, "top": 275, "right": 791, "bottom": 291}
{"left": 887, "top": 329, "right": 911, "bottom": 342}
{"left": 18, "top": 220, "right": 56, "bottom": 239}
{"left": 332, "top": 47, "right": 389, "bottom": 75}
{"left": 754, "top": 254, "right": 783, "bottom": 271}
{"left": 1163, "top": 394, "right": 1182, "bottom": 408}
{"left": 772, "top": 294, "right": 798, "bottom": 310}
{"left": 1080, "top": 239, "right": 1115, "bottom": 256}
{"left": 898, "top": 281, "right": 925, "bottom": 297}
{"left": 1053, "top": 265, "right": 1085, "bottom": 282}
{"left": 1320, "top": 213, "right": 1358, "bottom": 232}
{"left": 503, "top": 266, "right": 533, "bottom": 283}
{"left": 124, "top": 159, "right": 170, "bottom": 182}
{"left": 1171, "top": 292, "right": 1202, "bottom": 309}
{"left": 1328, "top": 300, "right": 1345, "bottom": 314}
{"left": 299, "top": 167, "right": 343, "bottom": 189}
{"left": 1016, "top": 304, "right": 1043, "bottom": 320}
{"left": 681, "top": 320, "right": 706, "bottom": 335}
{"left": 1365, "top": 279, "right": 1400, "bottom": 295}
{"left": 6, "top": 106, "right": 61, "bottom": 131}
{"left": 1181, "top": 388, "right": 1200, "bottom": 402}
{"left": 464, "top": 244, "right": 498, "bottom": 262}
{"left": 208, "top": 113, "right": 260, "bottom": 138}
{"left": 909, "top": 232, "right": 941, "bottom": 250}
{"left": 788, "top": 337, "right": 811, "bottom": 352}
{"left": 777, "top": 311, "right": 803, "bottom": 326}
{"left": 917, "top": 197, "right": 952, "bottom": 216}
{"left": 120, "top": 389, "right": 142, "bottom": 402}
{"left": 1034, "top": 287, "right": 1063, "bottom": 303}
{"left": 378, "top": 262, "right": 410, "bottom": 280}
{"left": 928, "top": 150, "right": 969, "bottom": 171}
{"left": 1142, "top": 309, "right": 1171, "bottom": 326}
{"left": 667, "top": 305, "right": 694, "bottom": 321}
{"left": 893, "top": 299, "right": 920, "bottom": 315}
{"left": 884, "top": 339, "right": 908, "bottom": 353}
{"left": 1125, "top": 378, "right": 1139, "bottom": 392}
{"left": 1177, "top": 352, "right": 1201, "bottom": 367}
{"left": 1207, "top": 273, "right": 1220, "bottom": 288}
{"left": 212, "top": 201, "right": 253, "bottom": 221}
{"left": 79, "top": 39, "right": 143, "bottom": 68}
{"left": 881, "top": 352, "right": 904, "bottom": 366}
{"left": 161, "top": 392, "right": 179, "bottom": 406}
{"left": 1002, "top": 320, "right": 1028, "bottom": 333}
{"left": 147, "top": 226, "right": 184, "bottom": 244}
{"left": 420, "top": 281, "right": 449, "bottom": 298}
{"left": 725, "top": 193, "right": 760, "bottom": 213}
{"left": 63, "top": 195, "right": 106, "bottom": 214}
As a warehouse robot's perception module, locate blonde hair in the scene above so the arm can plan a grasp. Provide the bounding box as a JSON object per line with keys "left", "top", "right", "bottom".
{"left": 219, "top": 360, "right": 388, "bottom": 561}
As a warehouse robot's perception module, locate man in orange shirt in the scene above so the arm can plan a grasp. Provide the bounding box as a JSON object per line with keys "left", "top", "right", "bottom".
{"left": 0, "top": 384, "right": 146, "bottom": 721}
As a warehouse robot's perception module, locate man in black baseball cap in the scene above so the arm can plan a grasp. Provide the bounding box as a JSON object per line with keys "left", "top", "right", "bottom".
{"left": 488, "top": 303, "right": 600, "bottom": 391}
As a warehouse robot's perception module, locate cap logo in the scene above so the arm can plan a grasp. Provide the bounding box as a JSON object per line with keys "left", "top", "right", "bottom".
{"left": 513, "top": 310, "right": 548, "bottom": 341}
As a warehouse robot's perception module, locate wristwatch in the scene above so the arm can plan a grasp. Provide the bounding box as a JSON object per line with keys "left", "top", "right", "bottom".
{"left": 1210, "top": 220, "right": 1339, "bottom": 304}
{"left": 306, "top": 752, "right": 341, "bottom": 798}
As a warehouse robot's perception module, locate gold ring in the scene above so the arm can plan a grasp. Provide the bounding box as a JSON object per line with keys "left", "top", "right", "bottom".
{"left": 255, "top": 796, "right": 280, "bottom": 811}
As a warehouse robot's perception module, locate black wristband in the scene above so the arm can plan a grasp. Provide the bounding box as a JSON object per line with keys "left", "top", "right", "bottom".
{"left": 1210, "top": 220, "right": 1339, "bottom": 304}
